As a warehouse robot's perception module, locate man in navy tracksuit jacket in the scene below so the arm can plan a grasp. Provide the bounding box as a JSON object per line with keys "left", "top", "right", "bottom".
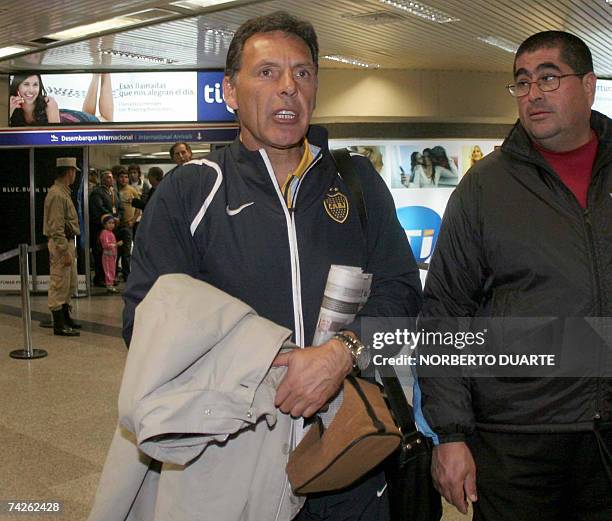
{"left": 123, "top": 11, "right": 422, "bottom": 520}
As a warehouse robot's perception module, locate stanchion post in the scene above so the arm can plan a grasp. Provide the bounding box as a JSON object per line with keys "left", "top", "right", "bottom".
{"left": 10, "top": 244, "right": 48, "bottom": 360}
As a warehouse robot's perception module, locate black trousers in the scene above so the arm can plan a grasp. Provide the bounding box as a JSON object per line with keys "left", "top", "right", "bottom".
{"left": 293, "top": 469, "right": 389, "bottom": 521}
{"left": 467, "top": 429, "right": 612, "bottom": 521}
{"left": 91, "top": 226, "right": 105, "bottom": 285}
{"left": 116, "top": 225, "right": 133, "bottom": 280}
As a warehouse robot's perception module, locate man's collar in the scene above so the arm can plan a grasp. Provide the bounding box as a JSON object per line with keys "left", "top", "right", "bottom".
{"left": 503, "top": 110, "right": 612, "bottom": 162}
{"left": 234, "top": 124, "right": 328, "bottom": 158}
{"left": 54, "top": 179, "right": 71, "bottom": 193}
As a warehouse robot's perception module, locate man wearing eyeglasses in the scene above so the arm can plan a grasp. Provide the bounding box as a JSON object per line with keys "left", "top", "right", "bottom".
{"left": 417, "top": 31, "right": 612, "bottom": 520}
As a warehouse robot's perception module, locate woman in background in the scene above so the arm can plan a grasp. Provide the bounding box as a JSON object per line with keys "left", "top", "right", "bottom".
{"left": 9, "top": 74, "right": 60, "bottom": 125}
{"left": 471, "top": 144, "right": 484, "bottom": 166}
{"left": 407, "top": 151, "right": 425, "bottom": 187}
{"left": 415, "top": 148, "right": 437, "bottom": 187}
{"left": 348, "top": 146, "right": 384, "bottom": 174}
{"left": 9, "top": 73, "right": 113, "bottom": 126}
{"left": 429, "top": 145, "right": 459, "bottom": 187}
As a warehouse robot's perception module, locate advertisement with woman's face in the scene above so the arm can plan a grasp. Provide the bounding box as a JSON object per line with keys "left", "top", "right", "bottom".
{"left": 385, "top": 143, "right": 461, "bottom": 189}
{"left": 330, "top": 139, "right": 501, "bottom": 190}
{"left": 8, "top": 71, "right": 235, "bottom": 126}
{"left": 460, "top": 143, "right": 498, "bottom": 175}
{"left": 330, "top": 138, "right": 502, "bottom": 276}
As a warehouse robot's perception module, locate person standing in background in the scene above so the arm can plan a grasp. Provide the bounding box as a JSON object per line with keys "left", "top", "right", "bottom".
{"left": 144, "top": 166, "right": 163, "bottom": 202}
{"left": 43, "top": 157, "right": 82, "bottom": 336}
{"left": 168, "top": 142, "right": 193, "bottom": 174}
{"left": 127, "top": 164, "right": 149, "bottom": 237}
{"left": 132, "top": 166, "right": 163, "bottom": 214}
{"left": 89, "top": 170, "right": 123, "bottom": 287}
{"left": 128, "top": 164, "right": 150, "bottom": 199}
{"left": 99, "top": 215, "right": 121, "bottom": 294}
{"left": 116, "top": 167, "right": 140, "bottom": 282}
{"left": 87, "top": 168, "right": 99, "bottom": 194}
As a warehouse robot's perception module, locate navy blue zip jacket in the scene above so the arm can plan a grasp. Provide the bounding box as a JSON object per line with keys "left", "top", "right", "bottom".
{"left": 123, "top": 125, "right": 422, "bottom": 347}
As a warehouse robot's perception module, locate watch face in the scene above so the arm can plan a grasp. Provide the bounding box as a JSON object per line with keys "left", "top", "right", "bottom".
{"left": 357, "top": 347, "right": 371, "bottom": 371}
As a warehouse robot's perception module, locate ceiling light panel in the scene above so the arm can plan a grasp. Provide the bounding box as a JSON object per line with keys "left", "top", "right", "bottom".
{"left": 46, "top": 9, "right": 175, "bottom": 41}
{"left": 0, "top": 45, "right": 32, "bottom": 58}
{"left": 101, "top": 49, "right": 177, "bottom": 64}
{"left": 378, "top": 0, "right": 460, "bottom": 23}
{"left": 342, "top": 10, "right": 406, "bottom": 25}
{"left": 477, "top": 36, "right": 519, "bottom": 54}
{"left": 322, "top": 54, "right": 380, "bottom": 68}
{"left": 170, "top": 0, "right": 240, "bottom": 9}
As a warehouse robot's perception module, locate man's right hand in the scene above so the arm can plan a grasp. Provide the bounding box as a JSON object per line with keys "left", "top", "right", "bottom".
{"left": 431, "top": 441, "right": 477, "bottom": 514}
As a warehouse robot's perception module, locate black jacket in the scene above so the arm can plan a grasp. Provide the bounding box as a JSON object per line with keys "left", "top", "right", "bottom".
{"left": 89, "top": 184, "right": 123, "bottom": 230}
{"left": 123, "top": 125, "right": 422, "bottom": 346}
{"left": 418, "top": 111, "right": 612, "bottom": 442}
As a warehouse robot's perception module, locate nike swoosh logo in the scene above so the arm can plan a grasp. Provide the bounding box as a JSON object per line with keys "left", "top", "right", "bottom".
{"left": 376, "top": 483, "right": 388, "bottom": 498}
{"left": 226, "top": 202, "right": 254, "bottom": 216}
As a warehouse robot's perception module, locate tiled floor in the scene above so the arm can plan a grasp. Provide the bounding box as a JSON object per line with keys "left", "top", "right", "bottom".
{"left": 0, "top": 291, "right": 125, "bottom": 521}
{"left": 0, "top": 290, "right": 468, "bottom": 521}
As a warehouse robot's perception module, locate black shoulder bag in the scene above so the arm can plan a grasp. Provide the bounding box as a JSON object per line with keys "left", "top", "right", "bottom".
{"left": 331, "top": 147, "right": 443, "bottom": 521}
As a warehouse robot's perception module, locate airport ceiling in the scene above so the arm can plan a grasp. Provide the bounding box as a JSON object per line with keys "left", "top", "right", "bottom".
{"left": 0, "top": 0, "right": 610, "bottom": 75}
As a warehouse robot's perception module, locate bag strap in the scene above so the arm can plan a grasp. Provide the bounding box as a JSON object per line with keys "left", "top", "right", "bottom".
{"left": 379, "top": 366, "right": 416, "bottom": 437}
{"left": 346, "top": 375, "right": 386, "bottom": 433}
{"left": 331, "top": 148, "right": 417, "bottom": 437}
{"left": 330, "top": 148, "right": 368, "bottom": 232}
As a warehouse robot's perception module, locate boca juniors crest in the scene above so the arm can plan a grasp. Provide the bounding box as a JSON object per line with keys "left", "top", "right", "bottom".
{"left": 324, "top": 188, "right": 349, "bottom": 223}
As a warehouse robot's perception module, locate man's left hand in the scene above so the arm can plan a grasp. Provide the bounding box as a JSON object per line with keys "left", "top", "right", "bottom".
{"left": 272, "top": 338, "right": 353, "bottom": 418}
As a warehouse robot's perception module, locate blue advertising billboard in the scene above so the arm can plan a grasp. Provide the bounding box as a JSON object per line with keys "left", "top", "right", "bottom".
{"left": 197, "top": 71, "right": 234, "bottom": 122}
{"left": 8, "top": 71, "right": 236, "bottom": 126}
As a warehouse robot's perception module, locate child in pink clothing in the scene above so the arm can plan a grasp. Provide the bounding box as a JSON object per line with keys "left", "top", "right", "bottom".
{"left": 99, "top": 215, "right": 122, "bottom": 293}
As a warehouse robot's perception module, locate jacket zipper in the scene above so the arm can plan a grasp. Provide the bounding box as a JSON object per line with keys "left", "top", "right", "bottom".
{"left": 259, "top": 149, "right": 322, "bottom": 521}
{"left": 583, "top": 209, "right": 603, "bottom": 316}
{"left": 583, "top": 156, "right": 607, "bottom": 422}
{"left": 288, "top": 151, "right": 323, "bottom": 344}
{"left": 583, "top": 207, "right": 603, "bottom": 420}
{"left": 259, "top": 148, "right": 322, "bottom": 347}
{"left": 534, "top": 161, "right": 606, "bottom": 422}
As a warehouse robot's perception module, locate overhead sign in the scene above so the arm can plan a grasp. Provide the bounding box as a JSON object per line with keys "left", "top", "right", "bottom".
{"left": 593, "top": 79, "right": 612, "bottom": 118}
{"left": 0, "top": 127, "right": 238, "bottom": 147}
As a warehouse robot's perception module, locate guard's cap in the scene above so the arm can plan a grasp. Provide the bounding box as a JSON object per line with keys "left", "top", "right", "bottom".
{"left": 56, "top": 157, "right": 81, "bottom": 171}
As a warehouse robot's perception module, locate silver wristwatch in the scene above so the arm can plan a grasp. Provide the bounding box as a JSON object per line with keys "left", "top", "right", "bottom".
{"left": 333, "top": 331, "right": 371, "bottom": 372}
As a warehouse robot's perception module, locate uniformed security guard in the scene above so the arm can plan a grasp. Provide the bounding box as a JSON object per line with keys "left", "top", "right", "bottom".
{"left": 43, "top": 157, "right": 81, "bottom": 336}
